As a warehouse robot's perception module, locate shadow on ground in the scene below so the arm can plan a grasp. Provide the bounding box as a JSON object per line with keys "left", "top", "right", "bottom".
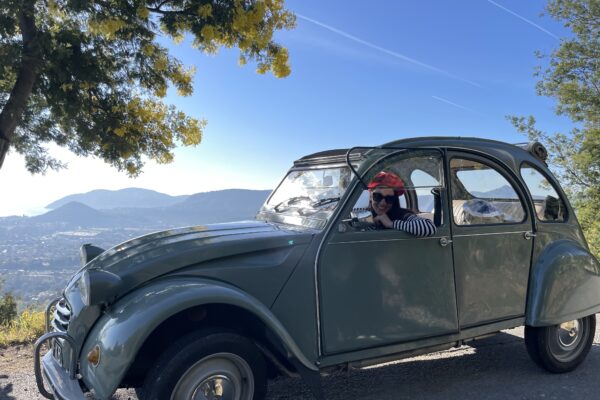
{"left": 267, "top": 332, "right": 600, "bottom": 400}
{"left": 0, "top": 374, "right": 15, "bottom": 400}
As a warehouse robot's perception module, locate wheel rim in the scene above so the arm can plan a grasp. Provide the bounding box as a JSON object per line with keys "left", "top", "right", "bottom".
{"left": 548, "top": 318, "right": 588, "bottom": 363}
{"left": 171, "top": 352, "right": 254, "bottom": 400}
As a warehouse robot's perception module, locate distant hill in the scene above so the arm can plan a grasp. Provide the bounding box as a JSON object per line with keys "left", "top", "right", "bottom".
{"left": 46, "top": 188, "right": 189, "bottom": 210}
{"left": 32, "top": 202, "right": 117, "bottom": 227}
{"left": 157, "top": 189, "right": 272, "bottom": 225}
{"left": 472, "top": 185, "right": 518, "bottom": 199}
{"left": 32, "top": 189, "right": 273, "bottom": 229}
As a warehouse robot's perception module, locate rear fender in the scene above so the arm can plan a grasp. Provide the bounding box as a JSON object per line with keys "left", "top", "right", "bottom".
{"left": 526, "top": 239, "right": 600, "bottom": 326}
{"left": 79, "top": 277, "right": 317, "bottom": 400}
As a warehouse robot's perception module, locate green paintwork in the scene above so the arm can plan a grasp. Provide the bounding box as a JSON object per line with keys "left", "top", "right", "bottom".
{"left": 447, "top": 151, "right": 534, "bottom": 327}
{"left": 270, "top": 243, "right": 321, "bottom": 362}
{"left": 527, "top": 237, "right": 600, "bottom": 325}
{"left": 60, "top": 221, "right": 314, "bottom": 349}
{"left": 452, "top": 229, "right": 532, "bottom": 325}
{"left": 319, "top": 227, "right": 457, "bottom": 353}
{"left": 36, "top": 137, "right": 600, "bottom": 400}
{"left": 79, "top": 277, "right": 318, "bottom": 399}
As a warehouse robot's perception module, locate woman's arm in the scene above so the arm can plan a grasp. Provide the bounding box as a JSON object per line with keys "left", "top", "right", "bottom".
{"left": 392, "top": 214, "right": 436, "bottom": 237}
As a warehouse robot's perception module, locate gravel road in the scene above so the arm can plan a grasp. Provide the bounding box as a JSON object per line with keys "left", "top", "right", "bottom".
{"left": 3, "top": 325, "right": 600, "bottom": 400}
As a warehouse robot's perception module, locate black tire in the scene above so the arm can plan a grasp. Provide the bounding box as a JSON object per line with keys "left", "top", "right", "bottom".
{"left": 525, "top": 314, "right": 596, "bottom": 373}
{"left": 137, "top": 331, "right": 267, "bottom": 400}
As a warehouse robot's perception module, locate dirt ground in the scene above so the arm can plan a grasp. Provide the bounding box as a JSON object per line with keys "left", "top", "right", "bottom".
{"left": 3, "top": 325, "right": 600, "bottom": 400}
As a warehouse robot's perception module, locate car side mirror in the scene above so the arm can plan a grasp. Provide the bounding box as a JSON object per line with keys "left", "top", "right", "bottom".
{"left": 339, "top": 210, "right": 375, "bottom": 232}
{"left": 350, "top": 210, "right": 373, "bottom": 223}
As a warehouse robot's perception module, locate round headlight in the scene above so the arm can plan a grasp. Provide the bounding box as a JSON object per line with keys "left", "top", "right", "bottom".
{"left": 78, "top": 269, "right": 122, "bottom": 307}
{"left": 79, "top": 271, "right": 91, "bottom": 306}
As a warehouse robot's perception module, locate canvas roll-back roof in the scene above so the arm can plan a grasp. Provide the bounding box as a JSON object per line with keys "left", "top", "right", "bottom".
{"left": 294, "top": 137, "right": 547, "bottom": 171}
{"left": 294, "top": 148, "right": 359, "bottom": 166}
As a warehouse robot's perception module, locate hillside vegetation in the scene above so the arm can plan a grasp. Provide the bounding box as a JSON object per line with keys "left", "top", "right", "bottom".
{"left": 0, "top": 310, "right": 45, "bottom": 348}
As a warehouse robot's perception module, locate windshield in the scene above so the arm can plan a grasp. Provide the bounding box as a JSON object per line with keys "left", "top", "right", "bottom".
{"left": 260, "top": 166, "right": 352, "bottom": 226}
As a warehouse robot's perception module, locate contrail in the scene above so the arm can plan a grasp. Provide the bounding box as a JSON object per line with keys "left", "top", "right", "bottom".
{"left": 296, "top": 13, "right": 482, "bottom": 88}
{"left": 432, "top": 95, "right": 475, "bottom": 113}
{"left": 487, "top": 0, "right": 558, "bottom": 39}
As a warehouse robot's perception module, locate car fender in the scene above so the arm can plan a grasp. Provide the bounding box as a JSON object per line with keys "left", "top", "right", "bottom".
{"left": 79, "top": 277, "right": 318, "bottom": 400}
{"left": 526, "top": 239, "right": 600, "bottom": 326}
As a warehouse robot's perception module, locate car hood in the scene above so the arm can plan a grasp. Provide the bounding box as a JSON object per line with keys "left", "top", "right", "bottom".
{"left": 73, "top": 221, "right": 315, "bottom": 300}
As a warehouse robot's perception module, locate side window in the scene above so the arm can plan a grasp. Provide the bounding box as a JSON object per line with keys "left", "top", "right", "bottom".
{"left": 450, "top": 158, "right": 525, "bottom": 225}
{"left": 520, "top": 165, "right": 567, "bottom": 222}
{"left": 411, "top": 169, "right": 438, "bottom": 213}
{"left": 350, "top": 152, "right": 443, "bottom": 224}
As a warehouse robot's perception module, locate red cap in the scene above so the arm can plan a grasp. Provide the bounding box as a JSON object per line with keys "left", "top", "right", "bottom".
{"left": 367, "top": 171, "right": 405, "bottom": 195}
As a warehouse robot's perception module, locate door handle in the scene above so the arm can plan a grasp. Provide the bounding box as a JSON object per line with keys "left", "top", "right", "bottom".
{"left": 439, "top": 237, "right": 452, "bottom": 247}
{"left": 524, "top": 231, "right": 536, "bottom": 240}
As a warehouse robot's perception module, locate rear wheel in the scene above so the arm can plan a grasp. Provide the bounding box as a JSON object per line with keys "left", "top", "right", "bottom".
{"left": 525, "top": 314, "right": 596, "bottom": 373}
{"left": 138, "top": 331, "right": 267, "bottom": 400}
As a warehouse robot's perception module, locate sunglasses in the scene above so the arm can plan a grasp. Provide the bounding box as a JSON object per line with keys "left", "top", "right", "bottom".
{"left": 372, "top": 192, "right": 396, "bottom": 204}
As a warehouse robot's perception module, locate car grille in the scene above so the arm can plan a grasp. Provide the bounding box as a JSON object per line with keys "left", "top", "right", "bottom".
{"left": 52, "top": 298, "right": 72, "bottom": 332}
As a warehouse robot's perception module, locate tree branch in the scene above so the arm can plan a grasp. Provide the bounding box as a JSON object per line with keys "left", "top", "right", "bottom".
{"left": 543, "top": 133, "right": 592, "bottom": 188}
{"left": 147, "top": 0, "right": 181, "bottom": 15}
{"left": 0, "top": 0, "right": 43, "bottom": 170}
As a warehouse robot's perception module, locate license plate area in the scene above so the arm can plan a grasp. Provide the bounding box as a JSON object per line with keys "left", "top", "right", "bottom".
{"left": 52, "top": 339, "right": 63, "bottom": 366}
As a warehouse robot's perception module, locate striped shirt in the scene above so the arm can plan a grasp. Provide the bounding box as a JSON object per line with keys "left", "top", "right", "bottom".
{"left": 353, "top": 208, "right": 437, "bottom": 237}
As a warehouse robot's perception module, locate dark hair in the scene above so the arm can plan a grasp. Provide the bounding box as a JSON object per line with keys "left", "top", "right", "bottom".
{"left": 370, "top": 195, "right": 413, "bottom": 221}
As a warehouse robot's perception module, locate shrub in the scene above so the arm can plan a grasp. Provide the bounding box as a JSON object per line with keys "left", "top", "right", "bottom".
{"left": 0, "top": 292, "right": 17, "bottom": 326}
{"left": 0, "top": 309, "right": 46, "bottom": 348}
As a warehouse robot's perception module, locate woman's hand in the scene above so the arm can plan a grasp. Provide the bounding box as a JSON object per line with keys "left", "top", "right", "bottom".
{"left": 374, "top": 214, "right": 393, "bottom": 228}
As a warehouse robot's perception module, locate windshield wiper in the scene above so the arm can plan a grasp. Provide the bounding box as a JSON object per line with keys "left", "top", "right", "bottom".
{"left": 273, "top": 196, "right": 312, "bottom": 212}
{"left": 311, "top": 197, "right": 341, "bottom": 207}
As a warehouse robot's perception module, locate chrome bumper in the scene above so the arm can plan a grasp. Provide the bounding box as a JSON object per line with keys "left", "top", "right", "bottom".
{"left": 34, "top": 298, "right": 85, "bottom": 399}
{"left": 38, "top": 352, "right": 86, "bottom": 399}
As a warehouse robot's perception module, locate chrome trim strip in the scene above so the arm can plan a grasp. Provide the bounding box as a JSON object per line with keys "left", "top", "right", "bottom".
{"left": 453, "top": 231, "right": 528, "bottom": 238}
{"left": 56, "top": 301, "right": 71, "bottom": 318}
{"left": 329, "top": 236, "right": 439, "bottom": 245}
{"left": 51, "top": 319, "right": 62, "bottom": 333}
{"left": 54, "top": 309, "right": 69, "bottom": 326}
{"left": 45, "top": 297, "right": 61, "bottom": 333}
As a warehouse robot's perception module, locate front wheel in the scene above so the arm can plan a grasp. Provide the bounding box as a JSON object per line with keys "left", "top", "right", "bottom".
{"left": 525, "top": 314, "right": 596, "bottom": 373}
{"left": 138, "top": 331, "right": 267, "bottom": 400}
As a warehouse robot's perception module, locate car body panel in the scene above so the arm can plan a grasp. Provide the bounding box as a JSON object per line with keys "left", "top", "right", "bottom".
{"left": 270, "top": 242, "right": 322, "bottom": 363}
{"left": 527, "top": 238, "right": 600, "bottom": 326}
{"left": 319, "top": 228, "right": 458, "bottom": 353}
{"left": 318, "top": 316, "right": 525, "bottom": 368}
{"left": 80, "top": 278, "right": 318, "bottom": 400}
{"left": 446, "top": 150, "right": 536, "bottom": 327}
{"left": 62, "top": 221, "right": 314, "bottom": 346}
{"left": 80, "top": 221, "right": 312, "bottom": 298}
{"left": 451, "top": 228, "right": 533, "bottom": 326}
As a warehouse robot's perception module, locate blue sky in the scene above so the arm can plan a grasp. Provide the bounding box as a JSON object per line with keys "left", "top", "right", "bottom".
{"left": 2, "top": 0, "right": 574, "bottom": 216}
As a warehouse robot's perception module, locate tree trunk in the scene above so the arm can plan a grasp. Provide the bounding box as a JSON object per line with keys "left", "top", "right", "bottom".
{"left": 0, "top": 0, "right": 42, "bottom": 171}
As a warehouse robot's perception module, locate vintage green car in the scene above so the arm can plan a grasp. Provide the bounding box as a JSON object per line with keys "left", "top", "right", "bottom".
{"left": 35, "top": 137, "right": 600, "bottom": 400}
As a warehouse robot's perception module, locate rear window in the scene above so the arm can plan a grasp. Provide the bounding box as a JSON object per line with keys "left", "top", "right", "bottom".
{"left": 451, "top": 158, "right": 525, "bottom": 225}
{"left": 520, "top": 165, "right": 567, "bottom": 222}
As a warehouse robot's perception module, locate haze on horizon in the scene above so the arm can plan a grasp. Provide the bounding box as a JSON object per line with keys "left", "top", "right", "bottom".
{"left": 2, "top": 0, "right": 573, "bottom": 217}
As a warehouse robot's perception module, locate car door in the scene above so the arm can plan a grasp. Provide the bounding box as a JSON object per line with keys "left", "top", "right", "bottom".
{"left": 447, "top": 152, "right": 534, "bottom": 328}
{"left": 318, "top": 150, "right": 459, "bottom": 354}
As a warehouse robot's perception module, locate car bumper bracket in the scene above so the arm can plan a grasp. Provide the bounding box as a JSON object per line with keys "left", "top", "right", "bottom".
{"left": 34, "top": 331, "right": 84, "bottom": 400}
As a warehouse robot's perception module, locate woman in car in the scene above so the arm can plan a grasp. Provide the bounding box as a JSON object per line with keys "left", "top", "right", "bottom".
{"left": 359, "top": 171, "right": 436, "bottom": 237}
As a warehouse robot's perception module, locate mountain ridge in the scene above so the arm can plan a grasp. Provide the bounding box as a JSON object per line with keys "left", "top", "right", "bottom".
{"left": 46, "top": 187, "right": 191, "bottom": 210}
{"left": 27, "top": 188, "right": 273, "bottom": 229}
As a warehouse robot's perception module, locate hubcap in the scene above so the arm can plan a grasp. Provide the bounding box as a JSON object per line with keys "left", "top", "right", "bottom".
{"left": 192, "top": 375, "right": 235, "bottom": 400}
{"left": 171, "top": 353, "right": 254, "bottom": 400}
{"left": 549, "top": 318, "right": 587, "bottom": 363}
{"left": 558, "top": 320, "right": 580, "bottom": 347}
